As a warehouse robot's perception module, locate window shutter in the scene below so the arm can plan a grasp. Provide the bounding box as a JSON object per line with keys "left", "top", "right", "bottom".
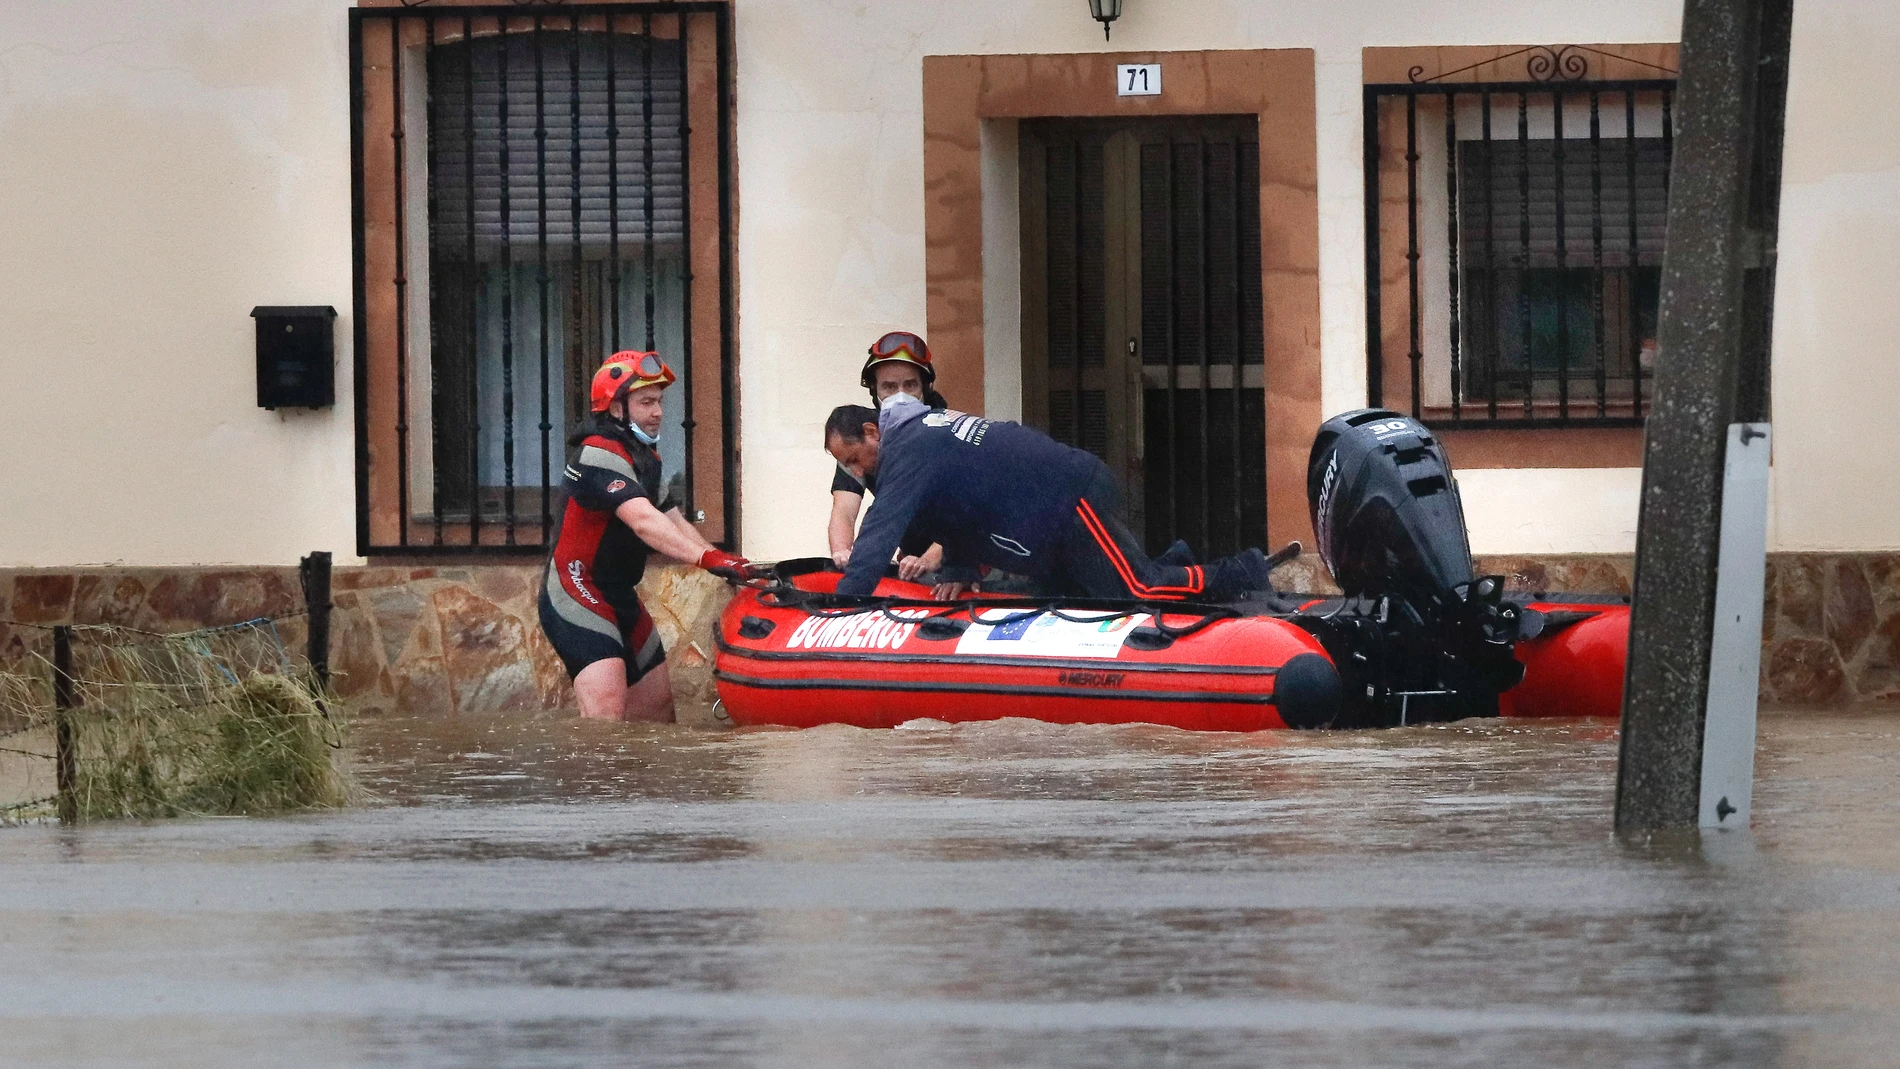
{"left": 1459, "top": 138, "right": 1669, "bottom": 269}
{"left": 432, "top": 32, "right": 684, "bottom": 258}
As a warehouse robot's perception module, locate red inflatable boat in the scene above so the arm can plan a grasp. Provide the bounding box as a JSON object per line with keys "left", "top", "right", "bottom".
{"left": 712, "top": 567, "right": 1629, "bottom": 731}
{"left": 715, "top": 407, "right": 1635, "bottom": 732}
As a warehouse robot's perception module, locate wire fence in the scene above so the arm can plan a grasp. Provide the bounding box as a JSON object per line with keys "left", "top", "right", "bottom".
{"left": 0, "top": 553, "right": 349, "bottom": 824}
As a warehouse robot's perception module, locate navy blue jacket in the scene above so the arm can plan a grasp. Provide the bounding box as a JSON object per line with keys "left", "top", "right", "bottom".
{"left": 837, "top": 405, "right": 1104, "bottom": 596}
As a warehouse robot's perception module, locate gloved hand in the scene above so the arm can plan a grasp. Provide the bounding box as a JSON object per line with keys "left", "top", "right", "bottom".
{"left": 698, "top": 548, "right": 755, "bottom": 580}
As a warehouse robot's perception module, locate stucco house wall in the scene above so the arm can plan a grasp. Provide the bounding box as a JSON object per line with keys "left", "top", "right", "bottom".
{"left": 0, "top": 1, "right": 1892, "bottom": 570}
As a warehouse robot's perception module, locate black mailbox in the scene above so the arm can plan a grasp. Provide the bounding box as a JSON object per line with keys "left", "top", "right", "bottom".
{"left": 251, "top": 305, "right": 337, "bottom": 410}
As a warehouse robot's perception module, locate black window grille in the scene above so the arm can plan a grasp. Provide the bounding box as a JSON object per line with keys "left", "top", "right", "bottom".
{"left": 349, "top": 4, "right": 735, "bottom": 555}
{"left": 1364, "top": 54, "right": 1676, "bottom": 427}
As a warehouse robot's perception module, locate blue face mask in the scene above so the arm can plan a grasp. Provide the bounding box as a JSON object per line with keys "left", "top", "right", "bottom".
{"left": 629, "top": 422, "right": 661, "bottom": 447}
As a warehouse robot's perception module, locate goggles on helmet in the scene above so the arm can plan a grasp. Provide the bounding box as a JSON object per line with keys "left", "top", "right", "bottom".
{"left": 861, "top": 331, "right": 935, "bottom": 388}
{"left": 590, "top": 351, "right": 676, "bottom": 413}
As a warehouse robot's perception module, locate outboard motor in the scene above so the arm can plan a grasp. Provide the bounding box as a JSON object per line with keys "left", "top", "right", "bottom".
{"left": 1301, "top": 409, "right": 1525, "bottom": 726}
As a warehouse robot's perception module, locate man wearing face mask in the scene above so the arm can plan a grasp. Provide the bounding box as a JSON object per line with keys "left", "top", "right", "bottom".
{"left": 827, "top": 330, "right": 949, "bottom": 579}
{"left": 539, "top": 351, "right": 755, "bottom": 723}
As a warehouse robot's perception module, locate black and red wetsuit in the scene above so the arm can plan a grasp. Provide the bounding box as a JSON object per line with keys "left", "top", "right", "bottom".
{"left": 538, "top": 415, "right": 668, "bottom": 683}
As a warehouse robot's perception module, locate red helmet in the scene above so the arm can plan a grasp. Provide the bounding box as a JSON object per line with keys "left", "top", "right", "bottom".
{"left": 860, "top": 331, "right": 935, "bottom": 389}
{"left": 590, "top": 351, "right": 675, "bottom": 413}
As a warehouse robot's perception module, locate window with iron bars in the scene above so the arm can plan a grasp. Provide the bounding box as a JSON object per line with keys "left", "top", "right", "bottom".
{"left": 1365, "top": 59, "right": 1676, "bottom": 428}
{"left": 350, "top": 4, "right": 735, "bottom": 554}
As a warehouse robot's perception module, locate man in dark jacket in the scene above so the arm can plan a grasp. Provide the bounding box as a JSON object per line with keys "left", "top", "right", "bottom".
{"left": 826, "top": 396, "right": 1275, "bottom": 601}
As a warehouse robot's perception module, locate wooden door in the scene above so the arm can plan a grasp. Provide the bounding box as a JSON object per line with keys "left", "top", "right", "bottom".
{"left": 1020, "top": 116, "right": 1267, "bottom": 558}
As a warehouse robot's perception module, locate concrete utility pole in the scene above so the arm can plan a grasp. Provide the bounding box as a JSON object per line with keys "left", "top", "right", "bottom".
{"left": 1615, "top": 0, "right": 1792, "bottom": 834}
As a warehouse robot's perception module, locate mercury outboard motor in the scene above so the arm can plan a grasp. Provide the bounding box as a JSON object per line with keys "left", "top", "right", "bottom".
{"left": 1301, "top": 409, "right": 1526, "bottom": 726}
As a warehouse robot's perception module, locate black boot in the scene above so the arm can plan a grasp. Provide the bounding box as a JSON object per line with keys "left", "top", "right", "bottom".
{"left": 1201, "top": 547, "right": 1279, "bottom": 600}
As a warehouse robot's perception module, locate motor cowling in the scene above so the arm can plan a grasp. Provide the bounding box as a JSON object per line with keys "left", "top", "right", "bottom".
{"left": 1307, "top": 409, "right": 1474, "bottom": 603}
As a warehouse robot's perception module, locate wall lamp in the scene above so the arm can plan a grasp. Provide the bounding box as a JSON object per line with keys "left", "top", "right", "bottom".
{"left": 1087, "top": 0, "right": 1123, "bottom": 40}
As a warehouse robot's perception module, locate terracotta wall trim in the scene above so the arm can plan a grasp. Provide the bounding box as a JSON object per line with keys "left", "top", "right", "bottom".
{"left": 1437, "top": 426, "right": 1644, "bottom": 469}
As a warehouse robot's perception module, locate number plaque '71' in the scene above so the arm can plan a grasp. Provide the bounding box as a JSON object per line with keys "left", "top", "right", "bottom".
{"left": 1116, "top": 64, "right": 1161, "bottom": 96}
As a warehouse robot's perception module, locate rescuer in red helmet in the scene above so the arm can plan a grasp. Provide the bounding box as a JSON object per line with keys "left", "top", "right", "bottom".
{"left": 827, "top": 331, "right": 948, "bottom": 578}
{"left": 539, "top": 351, "right": 755, "bottom": 722}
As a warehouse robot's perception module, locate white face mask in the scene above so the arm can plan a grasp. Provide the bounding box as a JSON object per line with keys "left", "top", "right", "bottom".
{"left": 610, "top": 398, "right": 661, "bottom": 446}
{"left": 880, "top": 390, "right": 923, "bottom": 409}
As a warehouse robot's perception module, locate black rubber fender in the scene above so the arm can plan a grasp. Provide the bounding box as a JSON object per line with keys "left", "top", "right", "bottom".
{"left": 1274, "top": 652, "right": 1345, "bottom": 729}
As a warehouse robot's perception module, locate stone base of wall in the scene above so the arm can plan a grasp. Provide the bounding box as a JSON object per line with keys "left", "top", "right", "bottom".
{"left": 0, "top": 562, "right": 732, "bottom": 720}
{"left": 1761, "top": 556, "right": 1900, "bottom": 705}
{"left": 1271, "top": 553, "right": 1636, "bottom": 598}
{"left": 3, "top": 553, "right": 1895, "bottom": 712}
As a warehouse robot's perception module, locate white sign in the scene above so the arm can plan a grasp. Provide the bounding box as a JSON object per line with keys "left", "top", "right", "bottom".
{"left": 955, "top": 610, "right": 1149, "bottom": 659}
{"left": 1116, "top": 64, "right": 1161, "bottom": 97}
{"left": 1699, "top": 423, "right": 1772, "bottom": 830}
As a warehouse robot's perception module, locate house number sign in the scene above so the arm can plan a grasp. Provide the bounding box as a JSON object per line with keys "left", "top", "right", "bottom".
{"left": 1116, "top": 64, "right": 1161, "bottom": 96}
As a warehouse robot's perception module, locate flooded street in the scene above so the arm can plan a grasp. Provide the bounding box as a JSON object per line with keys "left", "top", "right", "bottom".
{"left": 3, "top": 709, "right": 1899, "bottom": 1068}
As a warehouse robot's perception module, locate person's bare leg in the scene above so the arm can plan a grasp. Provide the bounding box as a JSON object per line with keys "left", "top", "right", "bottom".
{"left": 623, "top": 661, "right": 677, "bottom": 723}
{"left": 573, "top": 658, "right": 629, "bottom": 720}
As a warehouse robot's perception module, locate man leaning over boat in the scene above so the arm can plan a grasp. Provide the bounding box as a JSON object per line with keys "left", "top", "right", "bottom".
{"left": 826, "top": 330, "right": 949, "bottom": 581}
{"left": 824, "top": 394, "right": 1280, "bottom": 602}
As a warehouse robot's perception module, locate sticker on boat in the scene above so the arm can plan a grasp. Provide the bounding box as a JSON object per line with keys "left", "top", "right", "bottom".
{"left": 954, "top": 611, "right": 1149, "bottom": 659}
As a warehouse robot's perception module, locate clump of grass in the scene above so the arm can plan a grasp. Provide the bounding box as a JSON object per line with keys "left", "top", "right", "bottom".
{"left": 62, "top": 673, "right": 351, "bottom": 820}
{"left": 185, "top": 674, "right": 351, "bottom": 814}
{"left": 2, "top": 623, "right": 354, "bottom": 822}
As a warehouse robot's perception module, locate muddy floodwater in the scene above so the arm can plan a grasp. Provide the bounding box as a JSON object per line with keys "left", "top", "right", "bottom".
{"left": 3, "top": 708, "right": 1900, "bottom": 1068}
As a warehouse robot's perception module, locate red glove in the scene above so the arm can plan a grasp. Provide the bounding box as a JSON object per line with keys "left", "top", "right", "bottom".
{"left": 698, "top": 548, "right": 750, "bottom": 577}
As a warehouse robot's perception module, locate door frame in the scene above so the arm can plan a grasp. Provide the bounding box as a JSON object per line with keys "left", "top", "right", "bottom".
{"left": 922, "top": 49, "right": 1321, "bottom": 549}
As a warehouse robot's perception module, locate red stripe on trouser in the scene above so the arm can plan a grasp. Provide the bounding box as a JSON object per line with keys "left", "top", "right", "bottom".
{"left": 1073, "top": 499, "right": 1204, "bottom": 598}
{"left": 1076, "top": 499, "right": 1197, "bottom": 595}
{"left": 1075, "top": 498, "right": 1203, "bottom": 594}
{"left": 1075, "top": 503, "right": 1145, "bottom": 594}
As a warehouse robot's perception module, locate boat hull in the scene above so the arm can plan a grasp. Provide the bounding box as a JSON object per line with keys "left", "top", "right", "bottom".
{"left": 1501, "top": 601, "right": 1632, "bottom": 720}
{"left": 714, "top": 574, "right": 1338, "bottom": 730}
{"left": 713, "top": 574, "right": 1631, "bottom": 730}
